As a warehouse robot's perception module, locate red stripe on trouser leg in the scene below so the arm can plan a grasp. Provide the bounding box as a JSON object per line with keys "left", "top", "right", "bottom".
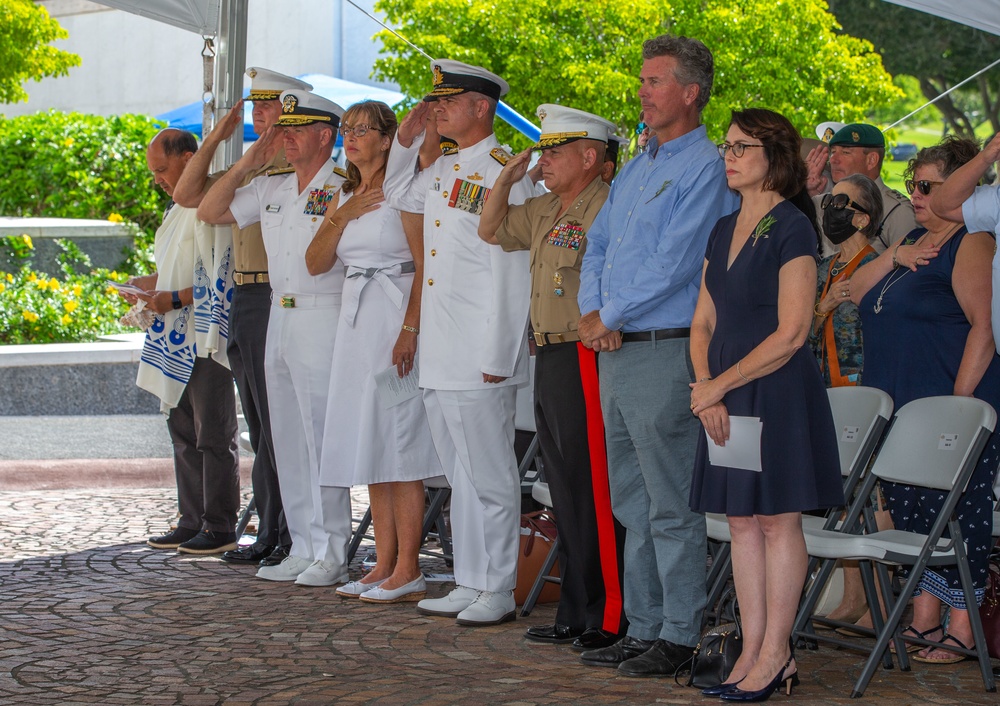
{"left": 576, "top": 342, "right": 623, "bottom": 632}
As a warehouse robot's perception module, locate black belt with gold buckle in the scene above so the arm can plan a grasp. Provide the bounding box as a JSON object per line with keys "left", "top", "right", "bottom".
{"left": 234, "top": 271, "right": 269, "bottom": 286}
{"left": 533, "top": 331, "right": 581, "bottom": 347}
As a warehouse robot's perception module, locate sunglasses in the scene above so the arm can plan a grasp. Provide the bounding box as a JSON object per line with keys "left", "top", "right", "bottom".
{"left": 904, "top": 179, "right": 943, "bottom": 196}
{"left": 821, "top": 192, "right": 869, "bottom": 214}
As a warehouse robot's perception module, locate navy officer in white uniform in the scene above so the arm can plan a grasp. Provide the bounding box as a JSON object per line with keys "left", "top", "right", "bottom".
{"left": 198, "top": 91, "right": 351, "bottom": 588}
{"left": 383, "top": 59, "right": 535, "bottom": 625}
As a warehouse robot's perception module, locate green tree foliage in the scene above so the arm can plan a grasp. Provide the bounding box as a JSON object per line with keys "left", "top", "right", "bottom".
{"left": 830, "top": 0, "right": 1000, "bottom": 136}
{"left": 0, "top": 111, "right": 167, "bottom": 236}
{"left": 372, "top": 0, "right": 900, "bottom": 150}
{"left": 0, "top": 0, "right": 80, "bottom": 104}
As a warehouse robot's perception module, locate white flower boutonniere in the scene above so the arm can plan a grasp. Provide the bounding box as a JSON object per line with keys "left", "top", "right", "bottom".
{"left": 751, "top": 215, "right": 777, "bottom": 246}
{"left": 645, "top": 179, "right": 672, "bottom": 204}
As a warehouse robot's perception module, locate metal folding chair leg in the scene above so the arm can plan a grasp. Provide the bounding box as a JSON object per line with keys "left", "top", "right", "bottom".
{"left": 519, "top": 535, "right": 560, "bottom": 617}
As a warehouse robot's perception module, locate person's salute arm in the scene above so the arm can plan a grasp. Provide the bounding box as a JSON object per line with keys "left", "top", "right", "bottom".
{"left": 198, "top": 127, "right": 281, "bottom": 224}
{"left": 384, "top": 105, "right": 432, "bottom": 214}
{"left": 933, "top": 132, "right": 1000, "bottom": 223}
{"left": 174, "top": 100, "right": 245, "bottom": 208}
{"left": 805, "top": 144, "right": 830, "bottom": 197}
{"left": 478, "top": 149, "right": 531, "bottom": 244}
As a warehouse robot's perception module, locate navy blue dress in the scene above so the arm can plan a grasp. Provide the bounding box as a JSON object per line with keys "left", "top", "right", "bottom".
{"left": 860, "top": 226, "right": 1000, "bottom": 607}
{"left": 689, "top": 200, "right": 844, "bottom": 516}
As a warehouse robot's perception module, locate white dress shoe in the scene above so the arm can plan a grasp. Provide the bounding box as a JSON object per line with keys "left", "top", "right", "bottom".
{"left": 254, "top": 555, "right": 314, "bottom": 582}
{"left": 416, "top": 586, "right": 479, "bottom": 617}
{"left": 335, "top": 578, "right": 386, "bottom": 598}
{"left": 294, "top": 559, "right": 349, "bottom": 587}
{"left": 455, "top": 590, "right": 516, "bottom": 626}
{"left": 359, "top": 575, "right": 427, "bottom": 603}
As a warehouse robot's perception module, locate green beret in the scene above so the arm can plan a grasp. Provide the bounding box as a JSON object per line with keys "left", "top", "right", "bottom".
{"left": 829, "top": 123, "right": 885, "bottom": 149}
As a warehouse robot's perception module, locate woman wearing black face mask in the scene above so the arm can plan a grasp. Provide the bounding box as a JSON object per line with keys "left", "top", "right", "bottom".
{"left": 809, "top": 174, "right": 882, "bottom": 387}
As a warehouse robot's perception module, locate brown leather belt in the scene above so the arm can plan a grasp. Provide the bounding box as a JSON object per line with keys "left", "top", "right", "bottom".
{"left": 620, "top": 327, "right": 690, "bottom": 343}
{"left": 533, "top": 331, "right": 581, "bottom": 347}
{"left": 234, "top": 271, "right": 269, "bottom": 286}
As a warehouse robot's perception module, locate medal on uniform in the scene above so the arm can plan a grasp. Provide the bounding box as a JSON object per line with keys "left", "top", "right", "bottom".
{"left": 546, "top": 221, "right": 585, "bottom": 250}
{"left": 553, "top": 271, "right": 564, "bottom": 297}
{"left": 448, "top": 178, "right": 491, "bottom": 215}
{"left": 304, "top": 186, "right": 334, "bottom": 216}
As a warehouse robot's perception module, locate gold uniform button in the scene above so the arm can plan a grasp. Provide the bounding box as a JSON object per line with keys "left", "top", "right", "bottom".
{"left": 443, "top": 191, "right": 448, "bottom": 198}
{"left": 430, "top": 249, "right": 437, "bottom": 256}
{"left": 435, "top": 220, "right": 440, "bottom": 227}
{"left": 311, "top": 217, "right": 317, "bottom": 222}
{"left": 428, "top": 278, "right": 434, "bottom": 286}
{"left": 453, "top": 164, "right": 460, "bottom": 171}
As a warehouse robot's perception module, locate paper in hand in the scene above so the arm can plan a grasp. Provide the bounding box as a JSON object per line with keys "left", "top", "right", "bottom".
{"left": 705, "top": 416, "right": 763, "bottom": 472}
{"left": 375, "top": 363, "right": 421, "bottom": 409}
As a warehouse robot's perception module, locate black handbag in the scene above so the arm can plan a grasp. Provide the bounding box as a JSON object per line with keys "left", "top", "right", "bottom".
{"left": 684, "top": 589, "right": 744, "bottom": 689}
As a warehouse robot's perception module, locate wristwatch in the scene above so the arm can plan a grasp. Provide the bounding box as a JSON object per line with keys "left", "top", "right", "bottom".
{"left": 171, "top": 291, "right": 182, "bottom": 310}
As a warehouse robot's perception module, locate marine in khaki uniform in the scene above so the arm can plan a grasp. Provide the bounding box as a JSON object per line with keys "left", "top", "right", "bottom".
{"left": 173, "top": 68, "right": 313, "bottom": 568}
{"left": 478, "top": 104, "right": 627, "bottom": 651}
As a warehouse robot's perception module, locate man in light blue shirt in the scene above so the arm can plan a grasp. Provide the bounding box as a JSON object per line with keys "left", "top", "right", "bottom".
{"left": 577, "top": 34, "right": 738, "bottom": 678}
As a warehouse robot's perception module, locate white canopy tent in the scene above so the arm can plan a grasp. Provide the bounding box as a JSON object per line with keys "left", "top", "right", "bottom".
{"left": 886, "top": 0, "right": 1000, "bottom": 36}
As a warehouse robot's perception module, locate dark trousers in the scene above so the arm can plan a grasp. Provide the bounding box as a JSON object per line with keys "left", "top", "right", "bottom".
{"left": 534, "top": 341, "right": 626, "bottom": 633}
{"left": 168, "top": 355, "right": 241, "bottom": 533}
{"left": 227, "top": 283, "right": 289, "bottom": 547}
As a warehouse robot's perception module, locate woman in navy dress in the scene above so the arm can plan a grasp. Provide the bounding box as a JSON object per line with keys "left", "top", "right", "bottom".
{"left": 689, "top": 108, "right": 843, "bottom": 701}
{"left": 850, "top": 136, "right": 999, "bottom": 663}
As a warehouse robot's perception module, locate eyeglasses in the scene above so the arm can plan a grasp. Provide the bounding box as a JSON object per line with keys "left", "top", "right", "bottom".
{"left": 821, "top": 192, "right": 869, "bottom": 214}
{"left": 338, "top": 124, "right": 381, "bottom": 138}
{"left": 904, "top": 179, "right": 943, "bottom": 196}
{"left": 717, "top": 142, "right": 765, "bottom": 159}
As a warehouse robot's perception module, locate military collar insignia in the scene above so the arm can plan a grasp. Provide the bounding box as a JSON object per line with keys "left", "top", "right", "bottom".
{"left": 266, "top": 166, "right": 295, "bottom": 176}
{"left": 333, "top": 166, "right": 348, "bottom": 179}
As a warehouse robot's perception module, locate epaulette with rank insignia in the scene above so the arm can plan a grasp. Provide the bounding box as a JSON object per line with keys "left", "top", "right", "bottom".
{"left": 490, "top": 147, "right": 511, "bottom": 166}
{"left": 266, "top": 166, "right": 295, "bottom": 176}
{"left": 440, "top": 137, "right": 459, "bottom": 156}
{"left": 333, "top": 166, "right": 348, "bottom": 179}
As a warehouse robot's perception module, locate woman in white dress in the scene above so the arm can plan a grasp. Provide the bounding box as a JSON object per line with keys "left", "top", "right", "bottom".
{"left": 306, "top": 100, "right": 440, "bottom": 603}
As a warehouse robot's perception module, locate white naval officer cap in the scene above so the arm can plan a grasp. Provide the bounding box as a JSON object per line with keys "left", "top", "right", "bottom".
{"left": 533, "top": 104, "right": 617, "bottom": 150}
{"left": 245, "top": 67, "right": 313, "bottom": 101}
{"left": 424, "top": 59, "right": 509, "bottom": 102}
{"left": 275, "top": 90, "right": 345, "bottom": 128}
{"left": 815, "top": 121, "right": 846, "bottom": 144}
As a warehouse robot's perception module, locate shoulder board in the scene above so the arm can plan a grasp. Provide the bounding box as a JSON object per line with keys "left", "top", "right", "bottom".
{"left": 333, "top": 166, "right": 348, "bottom": 179}
{"left": 441, "top": 144, "right": 459, "bottom": 156}
{"left": 266, "top": 167, "right": 295, "bottom": 176}
{"left": 887, "top": 188, "right": 908, "bottom": 202}
{"left": 490, "top": 147, "right": 511, "bottom": 166}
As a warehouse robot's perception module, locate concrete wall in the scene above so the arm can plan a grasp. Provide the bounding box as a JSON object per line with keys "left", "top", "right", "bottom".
{"left": 5, "top": 0, "right": 396, "bottom": 120}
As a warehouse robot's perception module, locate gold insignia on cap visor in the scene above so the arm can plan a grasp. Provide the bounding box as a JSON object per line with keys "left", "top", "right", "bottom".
{"left": 282, "top": 94, "right": 298, "bottom": 113}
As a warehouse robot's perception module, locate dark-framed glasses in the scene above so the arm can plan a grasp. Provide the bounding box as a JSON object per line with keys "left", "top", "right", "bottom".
{"left": 821, "top": 192, "right": 869, "bottom": 214}
{"left": 338, "top": 124, "right": 380, "bottom": 138}
{"left": 904, "top": 179, "right": 943, "bottom": 196}
{"left": 717, "top": 142, "right": 765, "bottom": 159}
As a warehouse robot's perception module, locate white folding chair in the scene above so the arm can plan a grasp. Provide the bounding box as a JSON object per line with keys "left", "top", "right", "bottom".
{"left": 705, "top": 387, "right": 893, "bottom": 615}
{"left": 792, "top": 395, "right": 997, "bottom": 697}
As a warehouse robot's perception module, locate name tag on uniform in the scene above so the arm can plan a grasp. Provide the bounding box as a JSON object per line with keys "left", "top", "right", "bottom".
{"left": 304, "top": 188, "right": 334, "bottom": 216}
{"left": 448, "top": 178, "right": 491, "bottom": 215}
{"left": 546, "top": 221, "right": 585, "bottom": 250}
{"left": 265, "top": 204, "right": 281, "bottom": 213}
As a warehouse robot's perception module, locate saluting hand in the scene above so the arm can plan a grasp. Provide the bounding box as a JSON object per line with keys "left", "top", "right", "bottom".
{"left": 397, "top": 102, "right": 432, "bottom": 148}
{"left": 805, "top": 145, "right": 829, "bottom": 196}
{"left": 205, "top": 99, "right": 245, "bottom": 145}
{"left": 239, "top": 126, "right": 282, "bottom": 171}
{"left": 496, "top": 149, "right": 532, "bottom": 188}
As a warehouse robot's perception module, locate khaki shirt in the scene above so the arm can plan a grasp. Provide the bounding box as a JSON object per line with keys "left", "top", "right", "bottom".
{"left": 207, "top": 149, "right": 291, "bottom": 273}
{"left": 495, "top": 176, "right": 609, "bottom": 334}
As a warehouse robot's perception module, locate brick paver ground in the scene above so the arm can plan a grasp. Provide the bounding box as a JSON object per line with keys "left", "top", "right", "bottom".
{"left": 1, "top": 480, "right": 998, "bottom": 705}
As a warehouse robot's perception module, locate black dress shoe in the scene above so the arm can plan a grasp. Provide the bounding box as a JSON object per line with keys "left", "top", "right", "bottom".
{"left": 221, "top": 543, "right": 275, "bottom": 564}
{"left": 524, "top": 624, "right": 583, "bottom": 644}
{"left": 617, "top": 638, "right": 695, "bottom": 678}
{"left": 259, "top": 545, "right": 291, "bottom": 567}
{"left": 580, "top": 636, "right": 656, "bottom": 667}
{"left": 571, "top": 628, "right": 622, "bottom": 652}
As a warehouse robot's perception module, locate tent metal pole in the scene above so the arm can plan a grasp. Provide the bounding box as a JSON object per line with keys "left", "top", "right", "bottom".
{"left": 214, "top": 0, "right": 248, "bottom": 169}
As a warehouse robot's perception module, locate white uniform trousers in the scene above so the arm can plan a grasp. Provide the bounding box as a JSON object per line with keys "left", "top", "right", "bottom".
{"left": 264, "top": 296, "right": 351, "bottom": 569}
{"left": 423, "top": 387, "right": 520, "bottom": 592}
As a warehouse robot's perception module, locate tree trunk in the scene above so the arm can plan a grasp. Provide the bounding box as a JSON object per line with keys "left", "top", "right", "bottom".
{"left": 920, "top": 77, "right": 976, "bottom": 138}
{"left": 978, "top": 75, "right": 1000, "bottom": 135}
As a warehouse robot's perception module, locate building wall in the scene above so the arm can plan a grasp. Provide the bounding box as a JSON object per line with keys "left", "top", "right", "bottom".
{"left": 4, "top": 0, "right": 396, "bottom": 119}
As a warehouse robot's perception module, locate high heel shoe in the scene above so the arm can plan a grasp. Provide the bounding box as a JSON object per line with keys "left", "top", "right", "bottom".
{"left": 701, "top": 678, "right": 744, "bottom": 696}
{"left": 719, "top": 657, "right": 798, "bottom": 702}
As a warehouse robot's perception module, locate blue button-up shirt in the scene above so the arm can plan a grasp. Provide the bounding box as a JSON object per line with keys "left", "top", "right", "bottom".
{"left": 579, "top": 125, "right": 738, "bottom": 331}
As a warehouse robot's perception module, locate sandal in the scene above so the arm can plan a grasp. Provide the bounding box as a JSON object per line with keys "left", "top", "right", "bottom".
{"left": 911, "top": 633, "right": 971, "bottom": 664}
{"left": 890, "top": 624, "right": 943, "bottom": 654}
